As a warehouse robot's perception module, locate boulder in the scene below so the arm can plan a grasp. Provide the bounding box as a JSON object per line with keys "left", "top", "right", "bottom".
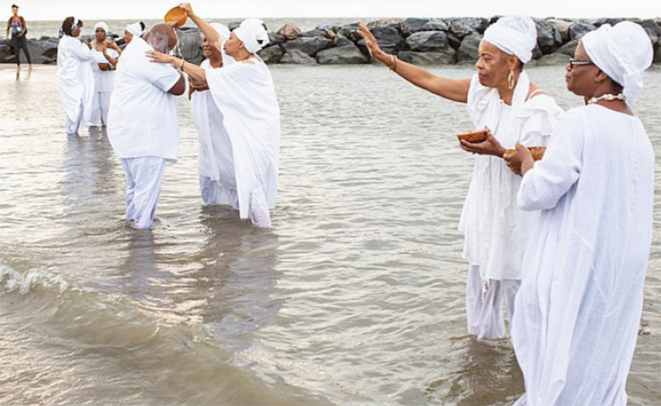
{"left": 457, "top": 32, "right": 482, "bottom": 62}
{"left": 639, "top": 19, "right": 661, "bottom": 45}
{"left": 569, "top": 21, "right": 596, "bottom": 40}
{"left": 448, "top": 21, "right": 474, "bottom": 39}
{"left": 324, "top": 29, "right": 336, "bottom": 40}
{"left": 401, "top": 18, "right": 448, "bottom": 36}
{"left": 449, "top": 17, "right": 489, "bottom": 34}
{"left": 534, "top": 18, "right": 563, "bottom": 55}
{"left": 316, "top": 45, "right": 369, "bottom": 64}
{"left": 283, "top": 37, "right": 332, "bottom": 57}
{"left": 268, "top": 32, "right": 286, "bottom": 46}
{"left": 398, "top": 49, "right": 456, "bottom": 65}
{"left": 367, "top": 18, "right": 403, "bottom": 29}
{"left": 280, "top": 48, "right": 317, "bottom": 65}
{"left": 536, "top": 53, "right": 571, "bottom": 65}
{"left": 547, "top": 18, "right": 572, "bottom": 42}
{"left": 406, "top": 31, "right": 448, "bottom": 52}
{"left": 338, "top": 23, "right": 361, "bottom": 43}
{"left": 258, "top": 45, "right": 285, "bottom": 64}
{"left": 447, "top": 33, "right": 462, "bottom": 50}
{"left": 332, "top": 34, "right": 354, "bottom": 48}
{"left": 370, "top": 25, "right": 405, "bottom": 54}
{"left": 301, "top": 29, "right": 326, "bottom": 38}
{"left": 177, "top": 28, "right": 204, "bottom": 65}
{"left": 315, "top": 22, "right": 344, "bottom": 32}
{"left": 277, "top": 23, "right": 302, "bottom": 40}
{"left": 556, "top": 39, "right": 579, "bottom": 57}
{"left": 655, "top": 42, "right": 661, "bottom": 64}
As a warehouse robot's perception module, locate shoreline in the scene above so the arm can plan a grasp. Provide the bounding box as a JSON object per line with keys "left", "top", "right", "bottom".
{"left": 1, "top": 17, "right": 659, "bottom": 65}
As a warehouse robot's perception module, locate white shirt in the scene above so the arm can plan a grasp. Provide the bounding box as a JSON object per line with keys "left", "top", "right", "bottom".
{"left": 107, "top": 38, "right": 181, "bottom": 162}
{"left": 91, "top": 46, "right": 119, "bottom": 93}
{"left": 56, "top": 35, "right": 95, "bottom": 123}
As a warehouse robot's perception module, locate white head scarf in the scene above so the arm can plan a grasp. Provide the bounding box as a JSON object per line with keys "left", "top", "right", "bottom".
{"left": 482, "top": 15, "right": 537, "bottom": 64}
{"left": 581, "top": 21, "right": 653, "bottom": 105}
{"left": 233, "top": 18, "right": 270, "bottom": 54}
{"left": 125, "top": 22, "right": 144, "bottom": 38}
{"left": 94, "top": 22, "right": 109, "bottom": 35}
{"left": 72, "top": 18, "right": 79, "bottom": 32}
{"left": 209, "top": 22, "right": 235, "bottom": 66}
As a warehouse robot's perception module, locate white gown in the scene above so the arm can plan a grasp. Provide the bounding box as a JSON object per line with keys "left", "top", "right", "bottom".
{"left": 460, "top": 72, "right": 564, "bottom": 340}
{"left": 205, "top": 57, "right": 280, "bottom": 228}
{"left": 90, "top": 45, "right": 119, "bottom": 126}
{"left": 56, "top": 35, "right": 95, "bottom": 135}
{"left": 512, "top": 105, "right": 654, "bottom": 406}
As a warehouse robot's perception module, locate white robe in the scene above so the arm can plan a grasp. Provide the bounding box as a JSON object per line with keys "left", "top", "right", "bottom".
{"left": 460, "top": 72, "right": 563, "bottom": 340}
{"left": 512, "top": 105, "right": 654, "bottom": 406}
{"left": 56, "top": 35, "right": 95, "bottom": 129}
{"left": 90, "top": 47, "right": 119, "bottom": 126}
{"left": 205, "top": 57, "right": 280, "bottom": 224}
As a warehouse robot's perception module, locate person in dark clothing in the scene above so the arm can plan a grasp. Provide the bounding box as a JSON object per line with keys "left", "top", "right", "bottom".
{"left": 5, "top": 4, "right": 32, "bottom": 69}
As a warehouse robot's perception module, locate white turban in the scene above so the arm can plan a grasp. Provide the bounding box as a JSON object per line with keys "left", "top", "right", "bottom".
{"left": 71, "top": 18, "right": 79, "bottom": 32}
{"left": 483, "top": 15, "right": 537, "bottom": 64}
{"left": 581, "top": 21, "right": 653, "bottom": 105}
{"left": 209, "top": 22, "right": 235, "bottom": 66}
{"left": 233, "top": 18, "right": 270, "bottom": 54}
{"left": 94, "top": 22, "right": 109, "bottom": 35}
{"left": 125, "top": 22, "right": 144, "bottom": 38}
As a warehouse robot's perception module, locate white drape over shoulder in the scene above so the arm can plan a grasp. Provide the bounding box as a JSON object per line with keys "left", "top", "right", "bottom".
{"left": 460, "top": 72, "right": 564, "bottom": 283}
{"left": 512, "top": 105, "right": 654, "bottom": 406}
{"left": 205, "top": 58, "right": 280, "bottom": 220}
{"left": 56, "top": 36, "right": 95, "bottom": 125}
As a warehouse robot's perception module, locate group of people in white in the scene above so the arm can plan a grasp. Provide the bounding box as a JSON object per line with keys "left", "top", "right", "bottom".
{"left": 55, "top": 5, "right": 654, "bottom": 405}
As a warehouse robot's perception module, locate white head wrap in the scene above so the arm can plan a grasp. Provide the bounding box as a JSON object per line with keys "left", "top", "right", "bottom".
{"left": 581, "top": 21, "right": 653, "bottom": 105}
{"left": 94, "top": 22, "right": 109, "bottom": 35}
{"left": 72, "top": 18, "right": 79, "bottom": 32}
{"left": 482, "top": 15, "right": 537, "bottom": 64}
{"left": 233, "top": 18, "right": 270, "bottom": 54}
{"left": 125, "top": 22, "right": 144, "bottom": 38}
{"left": 209, "top": 22, "right": 235, "bottom": 66}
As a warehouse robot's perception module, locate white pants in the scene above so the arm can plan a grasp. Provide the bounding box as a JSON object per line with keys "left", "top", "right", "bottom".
{"left": 90, "top": 91, "right": 112, "bottom": 127}
{"left": 120, "top": 157, "right": 166, "bottom": 230}
{"left": 66, "top": 103, "right": 83, "bottom": 135}
{"left": 466, "top": 265, "right": 520, "bottom": 340}
{"left": 199, "top": 175, "right": 272, "bottom": 228}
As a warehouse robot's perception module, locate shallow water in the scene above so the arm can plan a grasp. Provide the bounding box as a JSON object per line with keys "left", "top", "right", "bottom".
{"left": 1, "top": 63, "right": 660, "bottom": 405}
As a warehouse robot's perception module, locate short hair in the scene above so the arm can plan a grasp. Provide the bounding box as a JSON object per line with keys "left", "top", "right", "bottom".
{"left": 11, "top": 4, "right": 18, "bottom": 8}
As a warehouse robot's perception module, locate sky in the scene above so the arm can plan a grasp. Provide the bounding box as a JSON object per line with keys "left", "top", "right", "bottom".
{"left": 10, "top": 0, "right": 661, "bottom": 21}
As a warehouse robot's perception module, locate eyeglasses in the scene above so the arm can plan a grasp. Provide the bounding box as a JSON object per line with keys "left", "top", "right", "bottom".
{"left": 568, "top": 59, "right": 595, "bottom": 69}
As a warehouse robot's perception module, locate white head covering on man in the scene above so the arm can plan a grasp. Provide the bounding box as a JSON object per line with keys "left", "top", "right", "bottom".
{"left": 482, "top": 15, "right": 537, "bottom": 64}
{"left": 581, "top": 21, "right": 653, "bottom": 105}
{"left": 233, "top": 18, "right": 270, "bottom": 54}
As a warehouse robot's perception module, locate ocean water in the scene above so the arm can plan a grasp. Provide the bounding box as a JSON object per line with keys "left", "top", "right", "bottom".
{"left": 0, "top": 63, "right": 660, "bottom": 405}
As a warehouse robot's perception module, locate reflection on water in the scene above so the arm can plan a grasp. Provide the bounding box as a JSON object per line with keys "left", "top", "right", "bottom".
{"left": 0, "top": 64, "right": 660, "bottom": 405}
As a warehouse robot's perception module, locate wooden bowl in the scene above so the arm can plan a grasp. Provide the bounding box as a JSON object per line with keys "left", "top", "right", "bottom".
{"left": 457, "top": 129, "right": 489, "bottom": 143}
{"left": 505, "top": 146, "right": 547, "bottom": 161}
{"left": 164, "top": 6, "right": 188, "bottom": 27}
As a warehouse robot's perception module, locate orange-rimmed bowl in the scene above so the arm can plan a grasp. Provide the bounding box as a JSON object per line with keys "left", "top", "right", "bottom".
{"left": 457, "top": 129, "right": 489, "bottom": 143}
{"left": 505, "top": 147, "right": 547, "bottom": 161}
{"left": 164, "top": 6, "right": 188, "bottom": 27}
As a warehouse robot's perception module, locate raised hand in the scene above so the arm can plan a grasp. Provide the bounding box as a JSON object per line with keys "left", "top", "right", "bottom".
{"left": 357, "top": 21, "right": 384, "bottom": 59}
{"left": 179, "top": 3, "right": 195, "bottom": 16}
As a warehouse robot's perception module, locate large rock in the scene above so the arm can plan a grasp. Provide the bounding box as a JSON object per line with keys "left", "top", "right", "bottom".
{"left": 401, "top": 18, "right": 448, "bottom": 36}
{"left": 301, "top": 29, "right": 326, "bottom": 38}
{"left": 332, "top": 34, "right": 354, "bottom": 48}
{"left": 277, "top": 23, "right": 302, "bottom": 40}
{"left": 569, "top": 21, "right": 596, "bottom": 40}
{"left": 316, "top": 45, "right": 369, "bottom": 64}
{"left": 1, "top": 37, "right": 59, "bottom": 64}
{"left": 547, "top": 19, "right": 572, "bottom": 42}
{"left": 406, "top": 31, "right": 448, "bottom": 52}
{"left": 367, "top": 18, "right": 403, "bottom": 29}
{"left": 534, "top": 18, "right": 563, "bottom": 55}
{"left": 457, "top": 32, "right": 482, "bottom": 62}
{"left": 258, "top": 45, "right": 285, "bottom": 64}
{"left": 556, "top": 39, "right": 579, "bottom": 57}
{"left": 280, "top": 49, "right": 317, "bottom": 65}
{"left": 315, "top": 22, "right": 344, "bottom": 32}
{"left": 448, "top": 17, "right": 489, "bottom": 34}
{"left": 177, "top": 28, "right": 204, "bottom": 65}
{"left": 398, "top": 49, "right": 456, "bottom": 65}
{"left": 283, "top": 37, "right": 332, "bottom": 57}
{"left": 268, "top": 32, "right": 286, "bottom": 46}
{"left": 535, "top": 53, "right": 571, "bottom": 66}
{"left": 639, "top": 19, "right": 661, "bottom": 45}
{"left": 370, "top": 26, "right": 405, "bottom": 54}
{"left": 655, "top": 42, "right": 661, "bottom": 64}
{"left": 448, "top": 21, "right": 475, "bottom": 39}
{"left": 338, "top": 23, "right": 361, "bottom": 43}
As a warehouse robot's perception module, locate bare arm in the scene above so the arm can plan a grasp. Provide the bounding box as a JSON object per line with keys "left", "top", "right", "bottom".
{"left": 357, "top": 21, "right": 470, "bottom": 103}
{"left": 168, "top": 74, "right": 186, "bottom": 96}
{"left": 146, "top": 51, "right": 208, "bottom": 90}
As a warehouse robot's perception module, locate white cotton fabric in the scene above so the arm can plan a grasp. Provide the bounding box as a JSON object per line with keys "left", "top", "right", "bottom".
{"left": 107, "top": 37, "right": 181, "bottom": 162}
{"left": 233, "top": 18, "right": 270, "bottom": 53}
{"left": 204, "top": 57, "right": 280, "bottom": 227}
{"left": 209, "top": 22, "right": 236, "bottom": 66}
{"left": 460, "top": 71, "right": 564, "bottom": 339}
{"left": 94, "top": 22, "right": 109, "bottom": 35}
{"left": 482, "top": 15, "right": 537, "bottom": 64}
{"left": 120, "top": 156, "right": 167, "bottom": 229}
{"left": 56, "top": 35, "right": 95, "bottom": 132}
{"left": 125, "top": 22, "right": 144, "bottom": 38}
{"left": 581, "top": 21, "right": 653, "bottom": 105}
{"left": 512, "top": 105, "right": 654, "bottom": 406}
{"left": 90, "top": 46, "right": 119, "bottom": 126}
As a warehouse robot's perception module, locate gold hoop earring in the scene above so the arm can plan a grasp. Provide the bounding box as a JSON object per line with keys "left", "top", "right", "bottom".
{"left": 508, "top": 70, "right": 515, "bottom": 90}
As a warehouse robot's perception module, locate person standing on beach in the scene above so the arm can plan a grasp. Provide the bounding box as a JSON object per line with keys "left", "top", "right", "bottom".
{"left": 358, "top": 16, "right": 564, "bottom": 341}
{"left": 89, "top": 22, "right": 121, "bottom": 128}
{"left": 123, "top": 21, "right": 145, "bottom": 45}
{"left": 107, "top": 23, "right": 185, "bottom": 230}
{"left": 148, "top": 4, "right": 280, "bottom": 229}
{"left": 56, "top": 16, "right": 95, "bottom": 136}
{"left": 5, "top": 4, "right": 31, "bottom": 70}
{"left": 504, "top": 22, "right": 654, "bottom": 406}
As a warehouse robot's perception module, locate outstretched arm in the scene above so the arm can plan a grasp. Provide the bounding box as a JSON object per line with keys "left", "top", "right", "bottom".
{"left": 146, "top": 50, "right": 207, "bottom": 87}
{"left": 357, "top": 21, "right": 470, "bottom": 103}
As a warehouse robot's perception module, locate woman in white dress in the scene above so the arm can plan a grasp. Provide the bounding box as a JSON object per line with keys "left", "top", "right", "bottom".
{"left": 505, "top": 21, "right": 655, "bottom": 406}
{"left": 358, "top": 16, "right": 564, "bottom": 340}
{"left": 90, "top": 22, "right": 121, "bottom": 127}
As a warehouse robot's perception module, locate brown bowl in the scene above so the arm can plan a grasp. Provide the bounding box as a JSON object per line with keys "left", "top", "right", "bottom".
{"left": 457, "top": 129, "right": 489, "bottom": 143}
{"left": 164, "top": 6, "right": 188, "bottom": 27}
{"left": 505, "top": 146, "right": 547, "bottom": 161}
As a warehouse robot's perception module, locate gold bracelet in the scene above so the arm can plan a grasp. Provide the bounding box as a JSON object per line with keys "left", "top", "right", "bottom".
{"left": 179, "top": 58, "right": 185, "bottom": 70}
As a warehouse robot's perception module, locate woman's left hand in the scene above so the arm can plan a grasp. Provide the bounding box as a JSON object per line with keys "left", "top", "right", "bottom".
{"left": 146, "top": 50, "right": 174, "bottom": 65}
{"left": 459, "top": 132, "right": 506, "bottom": 157}
{"left": 503, "top": 143, "right": 533, "bottom": 175}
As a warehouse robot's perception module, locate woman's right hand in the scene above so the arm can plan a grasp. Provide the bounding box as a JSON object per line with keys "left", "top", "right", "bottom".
{"left": 357, "top": 21, "right": 385, "bottom": 60}
{"left": 179, "top": 3, "right": 195, "bottom": 16}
